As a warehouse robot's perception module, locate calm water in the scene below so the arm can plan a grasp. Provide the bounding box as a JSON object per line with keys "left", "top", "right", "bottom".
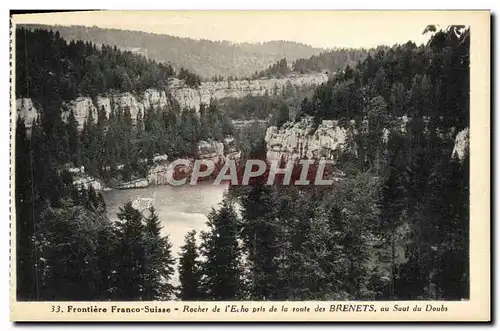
{"left": 102, "top": 182, "right": 229, "bottom": 285}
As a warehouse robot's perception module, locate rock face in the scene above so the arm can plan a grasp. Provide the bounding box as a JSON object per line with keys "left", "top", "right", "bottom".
{"left": 266, "top": 117, "right": 352, "bottom": 161}
{"left": 116, "top": 178, "right": 150, "bottom": 189}
{"left": 60, "top": 89, "right": 169, "bottom": 128}
{"left": 266, "top": 116, "right": 470, "bottom": 163}
{"left": 73, "top": 175, "right": 109, "bottom": 191}
{"left": 16, "top": 98, "right": 38, "bottom": 129}
{"left": 147, "top": 139, "right": 240, "bottom": 186}
{"left": 16, "top": 73, "right": 329, "bottom": 128}
{"left": 452, "top": 128, "right": 469, "bottom": 160}
{"left": 73, "top": 139, "right": 240, "bottom": 190}
{"left": 62, "top": 136, "right": 240, "bottom": 191}
{"left": 16, "top": 89, "right": 170, "bottom": 130}
{"left": 170, "top": 73, "right": 329, "bottom": 111}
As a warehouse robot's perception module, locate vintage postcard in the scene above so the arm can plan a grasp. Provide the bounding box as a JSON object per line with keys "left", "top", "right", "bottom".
{"left": 9, "top": 10, "right": 490, "bottom": 322}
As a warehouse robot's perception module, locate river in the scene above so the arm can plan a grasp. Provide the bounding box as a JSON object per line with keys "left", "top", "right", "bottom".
{"left": 102, "top": 182, "right": 229, "bottom": 285}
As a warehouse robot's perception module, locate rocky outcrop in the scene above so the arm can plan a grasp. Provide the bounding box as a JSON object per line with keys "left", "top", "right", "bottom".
{"left": 171, "top": 73, "right": 328, "bottom": 111}
{"left": 132, "top": 197, "right": 154, "bottom": 212}
{"left": 452, "top": 128, "right": 469, "bottom": 160}
{"left": 60, "top": 89, "right": 169, "bottom": 128}
{"left": 16, "top": 89, "right": 169, "bottom": 130}
{"left": 115, "top": 178, "right": 150, "bottom": 189}
{"left": 148, "top": 139, "right": 239, "bottom": 185}
{"left": 147, "top": 161, "right": 190, "bottom": 186}
{"left": 16, "top": 73, "right": 329, "bottom": 128}
{"left": 73, "top": 175, "right": 110, "bottom": 191}
{"left": 266, "top": 117, "right": 470, "bottom": 163}
{"left": 73, "top": 137, "right": 240, "bottom": 190}
{"left": 68, "top": 166, "right": 110, "bottom": 191}
{"left": 266, "top": 117, "right": 352, "bottom": 161}
{"left": 197, "top": 140, "right": 225, "bottom": 159}
{"left": 16, "top": 98, "right": 38, "bottom": 129}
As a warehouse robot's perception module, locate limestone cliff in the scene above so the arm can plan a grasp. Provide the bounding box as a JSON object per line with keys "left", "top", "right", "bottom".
{"left": 72, "top": 138, "right": 240, "bottom": 191}
{"left": 16, "top": 98, "right": 38, "bottom": 127}
{"left": 170, "top": 73, "right": 328, "bottom": 111}
{"left": 16, "top": 89, "right": 169, "bottom": 130}
{"left": 265, "top": 117, "right": 351, "bottom": 161}
{"left": 66, "top": 166, "right": 110, "bottom": 191}
{"left": 16, "top": 73, "right": 328, "bottom": 128}
{"left": 147, "top": 139, "right": 240, "bottom": 186}
{"left": 266, "top": 116, "right": 470, "bottom": 162}
{"left": 452, "top": 128, "right": 469, "bottom": 160}
{"left": 60, "top": 89, "right": 169, "bottom": 129}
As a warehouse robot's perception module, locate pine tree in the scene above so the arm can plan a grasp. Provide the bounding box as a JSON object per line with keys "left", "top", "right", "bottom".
{"left": 366, "top": 96, "right": 389, "bottom": 173}
{"left": 200, "top": 198, "right": 242, "bottom": 300}
{"left": 136, "top": 109, "right": 144, "bottom": 138}
{"left": 15, "top": 118, "right": 37, "bottom": 300}
{"left": 178, "top": 230, "right": 203, "bottom": 300}
{"left": 272, "top": 186, "right": 313, "bottom": 300}
{"left": 81, "top": 110, "right": 97, "bottom": 175}
{"left": 114, "top": 202, "right": 146, "bottom": 300}
{"left": 66, "top": 109, "right": 80, "bottom": 165}
{"left": 237, "top": 139, "right": 281, "bottom": 299}
{"left": 37, "top": 200, "right": 114, "bottom": 300}
{"left": 331, "top": 171, "right": 382, "bottom": 299}
{"left": 239, "top": 182, "right": 278, "bottom": 300}
{"left": 143, "top": 207, "right": 176, "bottom": 300}
{"left": 377, "top": 131, "right": 409, "bottom": 299}
{"left": 304, "top": 198, "right": 351, "bottom": 300}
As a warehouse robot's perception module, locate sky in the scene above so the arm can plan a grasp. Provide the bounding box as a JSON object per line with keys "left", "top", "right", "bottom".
{"left": 8, "top": 10, "right": 460, "bottom": 49}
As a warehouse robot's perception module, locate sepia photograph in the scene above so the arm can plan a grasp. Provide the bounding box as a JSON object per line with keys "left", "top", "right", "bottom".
{"left": 9, "top": 10, "right": 490, "bottom": 322}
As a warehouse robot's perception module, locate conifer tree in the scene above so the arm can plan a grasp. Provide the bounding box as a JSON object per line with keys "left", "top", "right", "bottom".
{"left": 236, "top": 139, "right": 285, "bottom": 299}
{"left": 66, "top": 109, "right": 80, "bottom": 165}
{"left": 37, "top": 200, "right": 114, "bottom": 300}
{"left": 178, "top": 230, "right": 203, "bottom": 300}
{"left": 15, "top": 118, "right": 37, "bottom": 300}
{"left": 114, "top": 202, "right": 146, "bottom": 300}
{"left": 328, "top": 171, "right": 382, "bottom": 299}
{"left": 377, "top": 131, "right": 409, "bottom": 299}
{"left": 200, "top": 198, "right": 242, "bottom": 300}
{"left": 143, "top": 207, "right": 176, "bottom": 300}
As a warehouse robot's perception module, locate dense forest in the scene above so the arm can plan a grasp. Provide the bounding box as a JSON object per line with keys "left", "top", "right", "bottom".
{"left": 249, "top": 58, "right": 291, "bottom": 79}
{"left": 20, "top": 24, "right": 324, "bottom": 78}
{"left": 16, "top": 27, "right": 201, "bottom": 105}
{"left": 16, "top": 25, "right": 469, "bottom": 301}
{"left": 298, "top": 30, "right": 468, "bottom": 130}
{"left": 292, "top": 47, "right": 374, "bottom": 75}
{"left": 250, "top": 48, "right": 372, "bottom": 79}
{"left": 19, "top": 98, "right": 234, "bottom": 184}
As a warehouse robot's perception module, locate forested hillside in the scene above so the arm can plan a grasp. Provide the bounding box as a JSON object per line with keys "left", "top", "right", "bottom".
{"left": 20, "top": 24, "right": 324, "bottom": 78}
{"left": 247, "top": 47, "right": 372, "bottom": 79}
{"left": 292, "top": 47, "right": 375, "bottom": 74}
{"left": 299, "top": 27, "right": 468, "bottom": 129}
{"left": 16, "top": 27, "right": 201, "bottom": 105}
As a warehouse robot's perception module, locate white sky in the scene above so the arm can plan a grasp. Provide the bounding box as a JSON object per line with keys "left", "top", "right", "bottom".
{"left": 8, "top": 10, "right": 457, "bottom": 49}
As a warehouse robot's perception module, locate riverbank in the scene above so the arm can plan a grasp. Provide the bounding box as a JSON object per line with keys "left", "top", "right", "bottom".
{"left": 71, "top": 150, "right": 242, "bottom": 192}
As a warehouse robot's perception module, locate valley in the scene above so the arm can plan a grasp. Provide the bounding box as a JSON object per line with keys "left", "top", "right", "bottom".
{"left": 14, "top": 23, "right": 471, "bottom": 303}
